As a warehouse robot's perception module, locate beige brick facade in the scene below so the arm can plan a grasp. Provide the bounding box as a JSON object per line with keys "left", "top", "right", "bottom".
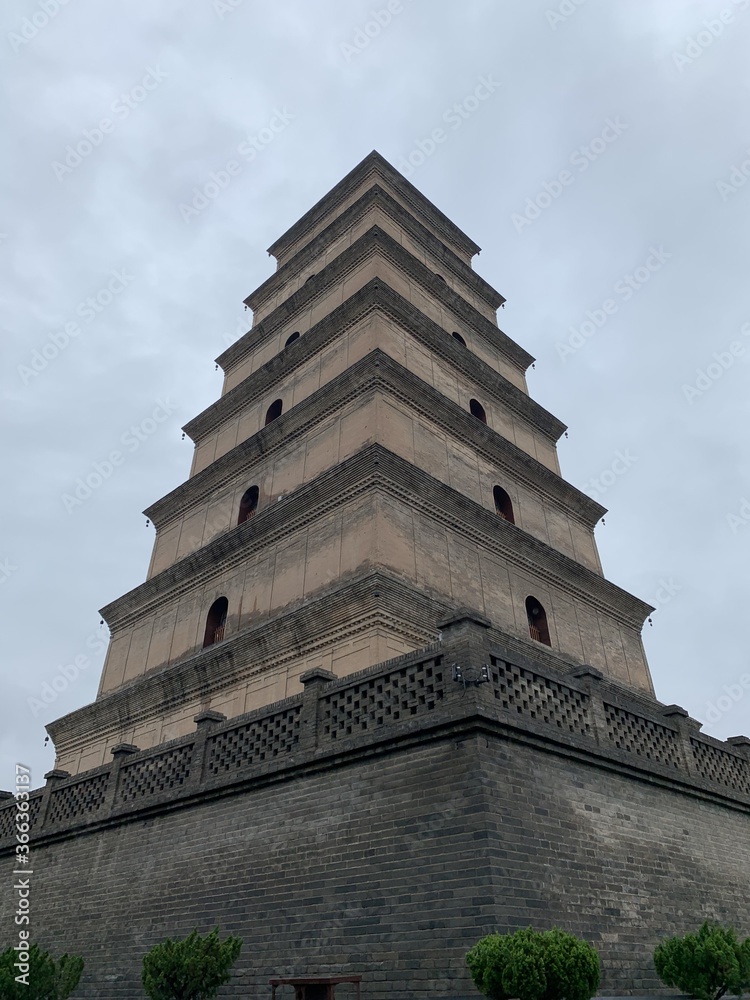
{"left": 49, "top": 151, "right": 654, "bottom": 774}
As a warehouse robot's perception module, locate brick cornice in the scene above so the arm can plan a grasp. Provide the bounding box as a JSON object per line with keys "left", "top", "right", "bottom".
{"left": 17, "top": 708, "right": 749, "bottom": 858}
{"left": 219, "top": 228, "right": 529, "bottom": 377}
{"left": 116, "top": 444, "right": 644, "bottom": 635}
{"left": 56, "top": 572, "right": 438, "bottom": 750}
{"left": 266, "top": 149, "right": 481, "bottom": 264}
{"left": 52, "top": 566, "right": 650, "bottom": 769}
{"left": 246, "top": 185, "right": 505, "bottom": 316}
{"left": 149, "top": 348, "right": 601, "bottom": 532}
{"left": 192, "top": 277, "right": 554, "bottom": 445}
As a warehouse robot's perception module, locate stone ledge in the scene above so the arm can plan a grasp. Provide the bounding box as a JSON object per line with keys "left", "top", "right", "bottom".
{"left": 245, "top": 185, "right": 506, "bottom": 325}
{"left": 149, "top": 329, "right": 600, "bottom": 532}
{"left": 12, "top": 640, "right": 750, "bottom": 855}
{"left": 187, "top": 269, "right": 558, "bottom": 445}
{"left": 108, "top": 443, "right": 644, "bottom": 635}
{"left": 10, "top": 696, "right": 750, "bottom": 856}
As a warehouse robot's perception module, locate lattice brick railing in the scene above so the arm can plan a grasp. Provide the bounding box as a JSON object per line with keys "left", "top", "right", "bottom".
{"left": 1, "top": 641, "right": 748, "bottom": 846}
{"left": 691, "top": 737, "right": 750, "bottom": 795}
{"left": 320, "top": 658, "right": 445, "bottom": 741}
{"left": 490, "top": 657, "right": 591, "bottom": 737}
{"left": 119, "top": 743, "right": 194, "bottom": 802}
{"left": 604, "top": 703, "right": 682, "bottom": 769}
{"left": 47, "top": 771, "right": 110, "bottom": 824}
{"left": 0, "top": 792, "right": 43, "bottom": 841}
{"left": 206, "top": 705, "right": 301, "bottom": 776}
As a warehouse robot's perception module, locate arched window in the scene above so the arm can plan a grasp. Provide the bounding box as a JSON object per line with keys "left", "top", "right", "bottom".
{"left": 285, "top": 331, "right": 300, "bottom": 348}
{"left": 203, "top": 597, "right": 228, "bottom": 648}
{"left": 265, "top": 399, "right": 283, "bottom": 425}
{"left": 237, "top": 485, "right": 259, "bottom": 525}
{"left": 469, "top": 398, "right": 487, "bottom": 424}
{"left": 452, "top": 331, "right": 466, "bottom": 347}
{"left": 526, "top": 596, "right": 551, "bottom": 646}
{"left": 493, "top": 485, "right": 515, "bottom": 524}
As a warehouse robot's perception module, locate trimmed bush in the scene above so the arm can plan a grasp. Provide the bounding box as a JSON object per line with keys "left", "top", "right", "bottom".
{"left": 142, "top": 928, "right": 242, "bottom": 1000}
{"left": 466, "top": 927, "right": 600, "bottom": 1000}
{"left": 654, "top": 922, "right": 750, "bottom": 1000}
{"left": 0, "top": 944, "right": 84, "bottom": 1000}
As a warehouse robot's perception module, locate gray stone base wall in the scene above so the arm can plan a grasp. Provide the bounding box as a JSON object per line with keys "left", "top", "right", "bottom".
{"left": 2, "top": 728, "right": 749, "bottom": 999}
{"left": 2, "top": 625, "right": 749, "bottom": 999}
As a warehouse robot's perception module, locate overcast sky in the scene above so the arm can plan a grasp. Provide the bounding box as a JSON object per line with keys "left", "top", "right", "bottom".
{"left": 2, "top": 0, "right": 749, "bottom": 791}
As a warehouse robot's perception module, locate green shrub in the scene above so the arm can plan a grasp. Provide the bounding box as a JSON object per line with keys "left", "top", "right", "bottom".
{"left": 0, "top": 943, "right": 84, "bottom": 1000}
{"left": 654, "top": 922, "right": 750, "bottom": 1000}
{"left": 466, "top": 927, "right": 600, "bottom": 1000}
{"left": 141, "top": 928, "right": 242, "bottom": 1000}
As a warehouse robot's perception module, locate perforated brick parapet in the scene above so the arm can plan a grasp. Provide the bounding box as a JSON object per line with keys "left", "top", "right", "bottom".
{"left": 1, "top": 626, "right": 749, "bottom": 999}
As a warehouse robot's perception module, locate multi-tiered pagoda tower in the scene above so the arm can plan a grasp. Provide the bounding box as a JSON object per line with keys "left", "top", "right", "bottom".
{"left": 50, "top": 150, "right": 654, "bottom": 774}
{"left": 5, "top": 152, "right": 750, "bottom": 1000}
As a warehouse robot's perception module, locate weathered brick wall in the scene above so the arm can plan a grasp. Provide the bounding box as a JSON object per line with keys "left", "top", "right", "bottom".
{"left": 3, "top": 731, "right": 750, "bottom": 999}
{"left": 2, "top": 736, "right": 493, "bottom": 1000}
{"left": 475, "top": 738, "right": 750, "bottom": 992}
{"left": 3, "top": 629, "right": 749, "bottom": 999}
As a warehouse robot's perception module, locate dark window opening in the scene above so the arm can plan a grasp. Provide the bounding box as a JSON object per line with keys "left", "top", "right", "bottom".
{"left": 238, "top": 485, "right": 259, "bottom": 525}
{"left": 469, "top": 398, "right": 487, "bottom": 423}
{"left": 452, "top": 331, "right": 466, "bottom": 347}
{"left": 493, "top": 485, "right": 515, "bottom": 524}
{"left": 203, "top": 596, "right": 228, "bottom": 648}
{"left": 526, "top": 596, "right": 551, "bottom": 646}
{"left": 285, "top": 332, "right": 300, "bottom": 348}
{"left": 435, "top": 273, "right": 446, "bottom": 282}
{"left": 265, "top": 399, "right": 283, "bottom": 425}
